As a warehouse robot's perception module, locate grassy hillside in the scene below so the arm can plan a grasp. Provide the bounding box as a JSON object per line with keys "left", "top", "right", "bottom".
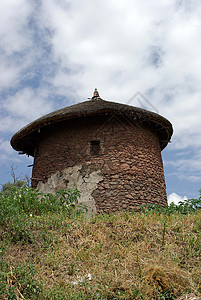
{"left": 0, "top": 187, "right": 201, "bottom": 299}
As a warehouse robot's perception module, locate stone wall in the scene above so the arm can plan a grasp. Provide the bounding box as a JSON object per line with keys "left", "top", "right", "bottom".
{"left": 32, "top": 115, "right": 167, "bottom": 213}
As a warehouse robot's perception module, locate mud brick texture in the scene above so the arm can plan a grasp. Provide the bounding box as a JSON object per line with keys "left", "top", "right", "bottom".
{"left": 32, "top": 115, "right": 167, "bottom": 213}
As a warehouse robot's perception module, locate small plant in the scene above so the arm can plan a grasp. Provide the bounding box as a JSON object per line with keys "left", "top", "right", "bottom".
{"left": 141, "top": 189, "right": 201, "bottom": 215}
{"left": 0, "top": 263, "right": 43, "bottom": 299}
{"left": 1, "top": 180, "right": 26, "bottom": 195}
{"left": 0, "top": 185, "right": 86, "bottom": 243}
{"left": 0, "top": 185, "right": 84, "bottom": 220}
{"left": 0, "top": 186, "right": 201, "bottom": 299}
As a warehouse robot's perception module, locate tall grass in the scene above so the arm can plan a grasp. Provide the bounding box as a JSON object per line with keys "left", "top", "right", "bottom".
{"left": 0, "top": 186, "right": 201, "bottom": 299}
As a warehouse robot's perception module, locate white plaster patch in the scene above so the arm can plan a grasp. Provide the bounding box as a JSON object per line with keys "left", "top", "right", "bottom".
{"left": 37, "top": 165, "right": 103, "bottom": 214}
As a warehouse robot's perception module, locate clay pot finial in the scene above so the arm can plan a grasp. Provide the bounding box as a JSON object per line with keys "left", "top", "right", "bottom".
{"left": 92, "top": 88, "right": 100, "bottom": 99}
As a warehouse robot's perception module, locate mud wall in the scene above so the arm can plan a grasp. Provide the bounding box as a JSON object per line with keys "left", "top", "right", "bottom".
{"left": 32, "top": 116, "right": 167, "bottom": 213}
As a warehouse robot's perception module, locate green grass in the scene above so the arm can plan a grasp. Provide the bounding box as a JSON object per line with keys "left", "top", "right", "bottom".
{"left": 0, "top": 186, "right": 201, "bottom": 299}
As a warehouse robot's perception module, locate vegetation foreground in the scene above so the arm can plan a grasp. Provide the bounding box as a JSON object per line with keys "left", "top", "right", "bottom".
{"left": 0, "top": 186, "right": 201, "bottom": 299}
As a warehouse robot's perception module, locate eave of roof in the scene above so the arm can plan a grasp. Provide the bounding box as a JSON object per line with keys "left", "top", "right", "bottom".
{"left": 10, "top": 97, "right": 173, "bottom": 156}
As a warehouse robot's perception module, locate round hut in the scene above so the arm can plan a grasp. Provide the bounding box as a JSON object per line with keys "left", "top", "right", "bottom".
{"left": 11, "top": 90, "right": 173, "bottom": 213}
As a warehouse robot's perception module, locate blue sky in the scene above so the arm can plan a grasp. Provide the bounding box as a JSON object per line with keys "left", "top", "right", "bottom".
{"left": 0, "top": 0, "right": 201, "bottom": 204}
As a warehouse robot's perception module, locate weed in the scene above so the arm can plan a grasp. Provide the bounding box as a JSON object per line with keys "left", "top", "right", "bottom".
{"left": 0, "top": 186, "right": 85, "bottom": 245}
{"left": 0, "top": 262, "right": 43, "bottom": 299}
{"left": 0, "top": 187, "right": 201, "bottom": 299}
{"left": 141, "top": 190, "right": 201, "bottom": 216}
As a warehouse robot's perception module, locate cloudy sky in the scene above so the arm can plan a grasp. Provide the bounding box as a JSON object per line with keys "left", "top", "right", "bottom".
{"left": 0, "top": 0, "right": 201, "bottom": 203}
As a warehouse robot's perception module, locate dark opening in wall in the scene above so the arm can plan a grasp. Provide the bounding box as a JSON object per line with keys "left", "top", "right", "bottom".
{"left": 90, "top": 140, "right": 100, "bottom": 156}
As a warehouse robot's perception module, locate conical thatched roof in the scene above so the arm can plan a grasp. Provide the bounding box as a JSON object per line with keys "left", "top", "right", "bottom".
{"left": 10, "top": 96, "right": 173, "bottom": 156}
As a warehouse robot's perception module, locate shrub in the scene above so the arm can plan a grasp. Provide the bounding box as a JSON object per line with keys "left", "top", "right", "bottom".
{"left": 1, "top": 180, "right": 26, "bottom": 195}
{"left": 0, "top": 186, "right": 86, "bottom": 243}
{"left": 0, "top": 186, "right": 85, "bottom": 221}
{"left": 141, "top": 189, "right": 201, "bottom": 215}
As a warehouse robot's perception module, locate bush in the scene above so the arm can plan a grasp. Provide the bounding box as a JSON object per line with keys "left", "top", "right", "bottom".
{"left": 0, "top": 186, "right": 85, "bottom": 220}
{"left": 0, "top": 185, "right": 86, "bottom": 243}
{"left": 141, "top": 189, "right": 201, "bottom": 215}
{"left": 1, "top": 180, "right": 26, "bottom": 195}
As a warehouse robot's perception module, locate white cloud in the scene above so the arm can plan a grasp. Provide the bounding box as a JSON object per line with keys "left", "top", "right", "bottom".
{"left": 39, "top": 0, "right": 201, "bottom": 130}
{"left": 0, "top": 0, "right": 32, "bottom": 90}
{"left": 1, "top": 0, "right": 201, "bottom": 193}
{"left": 3, "top": 88, "right": 53, "bottom": 120}
{"left": 0, "top": 139, "right": 20, "bottom": 163}
{"left": 0, "top": 61, "right": 21, "bottom": 90}
{"left": 1, "top": 88, "right": 54, "bottom": 133}
{"left": 1, "top": 0, "right": 201, "bottom": 140}
{"left": 0, "top": 138, "right": 32, "bottom": 181}
{"left": 165, "top": 149, "right": 201, "bottom": 177}
{"left": 0, "top": 0, "right": 31, "bottom": 54}
{"left": 168, "top": 192, "right": 188, "bottom": 205}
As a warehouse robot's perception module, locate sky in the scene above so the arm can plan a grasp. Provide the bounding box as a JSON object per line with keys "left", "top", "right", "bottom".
{"left": 0, "top": 0, "right": 201, "bottom": 204}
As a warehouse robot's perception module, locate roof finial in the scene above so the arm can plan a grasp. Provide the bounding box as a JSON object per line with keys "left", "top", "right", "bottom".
{"left": 92, "top": 88, "right": 100, "bottom": 99}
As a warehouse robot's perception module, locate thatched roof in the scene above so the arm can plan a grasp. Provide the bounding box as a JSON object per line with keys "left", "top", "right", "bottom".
{"left": 10, "top": 96, "right": 173, "bottom": 156}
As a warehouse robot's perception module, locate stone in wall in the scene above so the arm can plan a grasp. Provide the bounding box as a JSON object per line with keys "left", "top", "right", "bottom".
{"left": 32, "top": 117, "right": 168, "bottom": 213}
{"left": 37, "top": 164, "right": 103, "bottom": 214}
